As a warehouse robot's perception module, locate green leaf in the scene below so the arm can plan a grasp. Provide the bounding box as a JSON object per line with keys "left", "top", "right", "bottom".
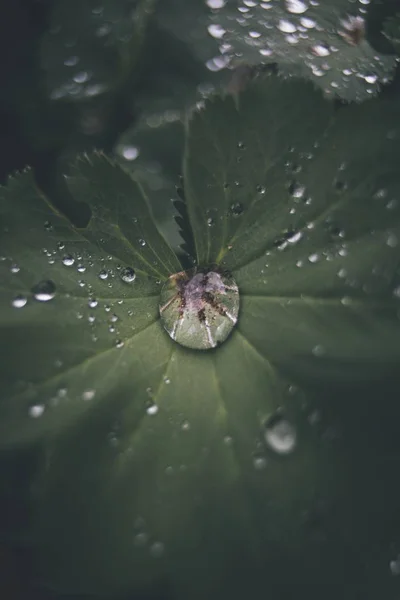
{"left": 41, "top": 0, "right": 153, "bottom": 102}
{"left": 183, "top": 0, "right": 397, "bottom": 102}
{"left": 33, "top": 337, "right": 345, "bottom": 597}
{"left": 0, "top": 164, "right": 175, "bottom": 446}
{"left": 183, "top": 75, "right": 331, "bottom": 268}
{"left": 184, "top": 74, "right": 400, "bottom": 376}
{"left": 65, "top": 152, "right": 181, "bottom": 279}
{"left": 383, "top": 11, "right": 400, "bottom": 53}
{"left": 114, "top": 117, "right": 186, "bottom": 254}
{"left": 2, "top": 74, "right": 400, "bottom": 599}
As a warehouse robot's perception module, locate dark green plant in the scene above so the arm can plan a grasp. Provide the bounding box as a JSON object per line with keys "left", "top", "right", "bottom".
{"left": 1, "top": 72, "right": 400, "bottom": 597}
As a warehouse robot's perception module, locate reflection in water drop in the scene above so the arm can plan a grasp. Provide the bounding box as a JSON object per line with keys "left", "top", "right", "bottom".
{"left": 264, "top": 414, "right": 297, "bottom": 455}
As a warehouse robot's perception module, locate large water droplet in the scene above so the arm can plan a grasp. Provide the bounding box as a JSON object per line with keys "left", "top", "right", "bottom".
{"left": 32, "top": 280, "right": 56, "bottom": 302}
{"left": 120, "top": 266, "right": 136, "bottom": 283}
{"left": 159, "top": 268, "right": 240, "bottom": 350}
{"left": 264, "top": 414, "right": 297, "bottom": 455}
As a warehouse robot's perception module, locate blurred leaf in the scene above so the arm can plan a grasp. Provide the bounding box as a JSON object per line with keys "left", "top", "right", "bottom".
{"left": 384, "top": 11, "right": 400, "bottom": 52}
{"left": 181, "top": 0, "right": 397, "bottom": 102}
{"left": 0, "top": 162, "right": 175, "bottom": 446}
{"left": 40, "top": 0, "right": 153, "bottom": 102}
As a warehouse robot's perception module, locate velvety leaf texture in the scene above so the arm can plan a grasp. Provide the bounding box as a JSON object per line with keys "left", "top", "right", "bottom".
{"left": 1, "top": 75, "right": 400, "bottom": 598}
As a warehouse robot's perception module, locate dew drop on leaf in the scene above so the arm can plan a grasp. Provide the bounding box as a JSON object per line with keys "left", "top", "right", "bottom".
{"left": 285, "top": 0, "right": 308, "bottom": 14}
{"left": 120, "top": 266, "right": 136, "bottom": 283}
{"left": 146, "top": 402, "right": 158, "bottom": 416}
{"left": 11, "top": 295, "right": 27, "bottom": 308}
{"left": 98, "top": 269, "right": 108, "bottom": 280}
{"left": 32, "top": 280, "right": 56, "bottom": 302}
{"left": 10, "top": 264, "right": 20, "bottom": 274}
{"left": 62, "top": 254, "right": 75, "bottom": 266}
{"left": 159, "top": 268, "right": 240, "bottom": 350}
{"left": 82, "top": 389, "right": 96, "bottom": 401}
{"left": 230, "top": 202, "right": 244, "bottom": 217}
{"left": 87, "top": 297, "right": 98, "bottom": 309}
{"left": 264, "top": 414, "right": 297, "bottom": 455}
{"left": 28, "top": 404, "right": 45, "bottom": 418}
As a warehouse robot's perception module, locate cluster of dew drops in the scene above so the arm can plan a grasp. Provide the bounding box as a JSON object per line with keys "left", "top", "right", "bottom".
{"left": 204, "top": 0, "right": 387, "bottom": 100}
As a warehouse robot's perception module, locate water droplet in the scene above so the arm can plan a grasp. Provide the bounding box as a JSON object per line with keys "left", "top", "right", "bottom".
{"left": 287, "top": 231, "right": 303, "bottom": 244}
{"left": 181, "top": 419, "right": 190, "bottom": 431}
{"left": 57, "top": 241, "right": 65, "bottom": 250}
{"left": 256, "top": 184, "right": 266, "bottom": 194}
{"left": 264, "top": 414, "right": 297, "bottom": 455}
{"left": 278, "top": 19, "right": 296, "bottom": 33}
{"left": 98, "top": 269, "right": 108, "bottom": 280}
{"left": 121, "top": 145, "right": 139, "bottom": 161}
{"left": 115, "top": 339, "right": 124, "bottom": 348}
{"left": 82, "top": 389, "right": 96, "bottom": 401}
{"left": 88, "top": 298, "right": 98, "bottom": 308}
{"left": 146, "top": 403, "right": 159, "bottom": 416}
{"left": 308, "top": 253, "right": 320, "bottom": 263}
{"left": 138, "top": 239, "right": 146, "bottom": 247}
{"left": 159, "top": 268, "right": 240, "bottom": 351}
{"left": 77, "top": 263, "right": 86, "bottom": 273}
{"left": 386, "top": 233, "right": 398, "bottom": 248}
{"left": 44, "top": 221, "right": 53, "bottom": 232}
{"left": 10, "top": 264, "right": 20, "bottom": 274}
{"left": 289, "top": 181, "right": 306, "bottom": 199}
{"left": 62, "top": 254, "right": 75, "bottom": 266}
{"left": 300, "top": 16, "right": 316, "bottom": 28}
{"left": 230, "top": 202, "right": 244, "bottom": 217}
{"left": 11, "top": 295, "right": 27, "bottom": 308}
{"left": 285, "top": 0, "right": 308, "bottom": 14}
{"left": 32, "top": 280, "right": 56, "bottom": 302}
{"left": 29, "top": 404, "right": 45, "bottom": 418}
{"left": 207, "top": 217, "right": 214, "bottom": 227}
{"left": 237, "top": 141, "right": 245, "bottom": 149}
{"left": 311, "top": 43, "right": 330, "bottom": 57}
{"left": 120, "top": 266, "right": 136, "bottom": 283}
